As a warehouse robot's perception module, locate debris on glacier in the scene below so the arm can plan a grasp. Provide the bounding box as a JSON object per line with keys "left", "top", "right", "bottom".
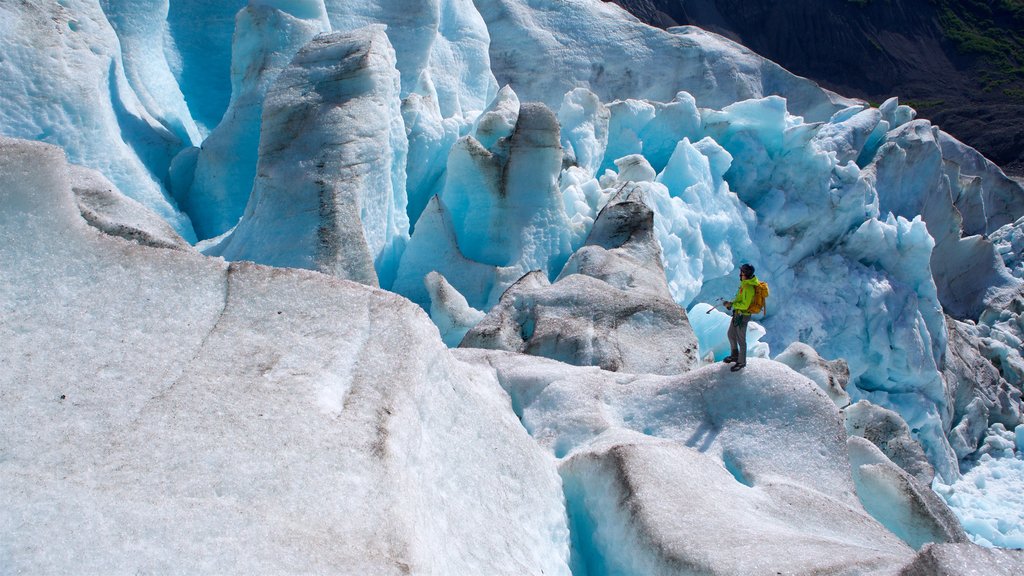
{"left": 71, "top": 163, "right": 193, "bottom": 252}
{"left": 899, "top": 542, "right": 1024, "bottom": 575}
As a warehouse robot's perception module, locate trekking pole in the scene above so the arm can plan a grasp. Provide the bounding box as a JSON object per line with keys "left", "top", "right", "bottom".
{"left": 705, "top": 297, "right": 725, "bottom": 314}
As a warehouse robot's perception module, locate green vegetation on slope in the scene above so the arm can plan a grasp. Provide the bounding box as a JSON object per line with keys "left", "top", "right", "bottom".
{"left": 932, "top": 0, "right": 1024, "bottom": 99}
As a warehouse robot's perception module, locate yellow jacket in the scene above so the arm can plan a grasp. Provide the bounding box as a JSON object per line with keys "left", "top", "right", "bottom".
{"left": 731, "top": 276, "right": 760, "bottom": 314}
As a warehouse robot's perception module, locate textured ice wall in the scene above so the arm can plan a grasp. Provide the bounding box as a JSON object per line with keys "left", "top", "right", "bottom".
{"left": 475, "top": 0, "right": 856, "bottom": 120}
{"left": 0, "top": 0, "right": 195, "bottom": 238}
{"left": 210, "top": 27, "right": 409, "bottom": 288}
{"left": 184, "top": 1, "right": 330, "bottom": 239}
{"left": 0, "top": 135, "right": 570, "bottom": 575}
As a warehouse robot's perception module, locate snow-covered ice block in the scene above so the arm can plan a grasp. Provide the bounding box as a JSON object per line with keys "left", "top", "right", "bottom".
{"left": 775, "top": 342, "right": 851, "bottom": 408}
{"left": 847, "top": 436, "right": 967, "bottom": 549}
{"left": 185, "top": 1, "right": 329, "bottom": 239}
{"left": 210, "top": 27, "right": 410, "bottom": 288}
{"left": 845, "top": 401, "right": 935, "bottom": 485}
{"left": 0, "top": 135, "right": 570, "bottom": 575}
{"left": 425, "top": 271, "right": 485, "bottom": 348}
{"left": 71, "top": 163, "right": 193, "bottom": 251}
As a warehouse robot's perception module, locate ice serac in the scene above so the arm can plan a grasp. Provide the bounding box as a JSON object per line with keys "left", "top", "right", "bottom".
{"left": 775, "top": 342, "right": 851, "bottom": 408}
{"left": 458, "top": 351, "right": 918, "bottom": 573}
{"left": 185, "top": 0, "right": 330, "bottom": 240}
{"left": 558, "top": 88, "right": 610, "bottom": 178}
{"left": 845, "top": 401, "right": 936, "bottom": 486}
{"left": 210, "top": 27, "right": 410, "bottom": 288}
{"left": 325, "top": 0, "right": 496, "bottom": 118}
{"left": 324, "top": 0, "right": 497, "bottom": 232}
{"left": 446, "top": 100, "right": 572, "bottom": 273}
{"left": 0, "top": 0, "right": 194, "bottom": 239}
{"left": 599, "top": 92, "right": 702, "bottom": 175}
{"left": 938, "top": 130, "right": 1024, "bottom": 236}
{"left": 943, "top": 316, "right": 1024, "bottom": 460}
{"left": 392, "top": 195, "right": 523, "bottom": 311}
{"left": 98, "top": 0, "right": 201, "bottom": 147}
{"left": 71, "top": 163, "right": 193, "bottom": 251}
{"left": 462, "top": 187, "right": 699, "bottom": 375}
{"left": 847, "top": 436, "right": 968, "bottom": 550}
{"left": 474, "top": 0, "right": 855, "bottom": 121}
{"left": 0, "top": 136, "right": 570, "bottom": 575}
{"left": 425, "top": 271, "right": 486, "bottom": 348}
{"left": 394, "top": 92, "right": 574, "bottom": 309}
{"left": 867, "top": 119, "right": 1022, "bottom": 320}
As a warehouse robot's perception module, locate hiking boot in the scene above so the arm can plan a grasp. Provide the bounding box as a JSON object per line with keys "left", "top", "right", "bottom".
{"left": 730, "top": 363, "right": 746, "bottom": 372}
{"left": 722, "top": 355, "right": 737, "bottom": 363}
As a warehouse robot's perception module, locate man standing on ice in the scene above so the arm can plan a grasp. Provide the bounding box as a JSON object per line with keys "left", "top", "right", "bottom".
{"left": 723, "top": 263, "right": 759, "bottom": 372}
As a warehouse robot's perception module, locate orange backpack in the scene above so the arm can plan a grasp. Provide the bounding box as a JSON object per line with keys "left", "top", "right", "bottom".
{"left": 748, "top": 281, "right": 769, "bottom": 315}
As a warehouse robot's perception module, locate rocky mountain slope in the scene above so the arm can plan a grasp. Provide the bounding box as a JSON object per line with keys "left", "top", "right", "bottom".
{"left": 606, "top": 0, "right": 1024, "bottom": 177}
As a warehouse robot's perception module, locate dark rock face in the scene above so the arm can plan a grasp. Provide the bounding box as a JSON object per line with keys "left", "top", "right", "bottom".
{"left": 605, "top": 0, "right": 1024, "bottom": 177}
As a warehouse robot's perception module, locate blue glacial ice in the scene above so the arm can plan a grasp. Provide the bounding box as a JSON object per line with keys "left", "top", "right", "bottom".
{"left": 3, "top": 0, "right": 1024, "bottom": 569}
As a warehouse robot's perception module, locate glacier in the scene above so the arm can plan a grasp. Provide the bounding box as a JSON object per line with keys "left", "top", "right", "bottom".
{"left": 2, "top": 0, "right": 1024, "bottom": 572}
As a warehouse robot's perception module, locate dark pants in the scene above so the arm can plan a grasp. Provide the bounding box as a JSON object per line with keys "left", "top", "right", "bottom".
{"left": 727, "top": 312, "right": 751, "bottom": 365}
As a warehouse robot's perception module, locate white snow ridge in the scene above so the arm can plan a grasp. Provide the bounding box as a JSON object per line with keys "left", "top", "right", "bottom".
{"left": 3, "top": 0, "right": 1024, "bottom": 574}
